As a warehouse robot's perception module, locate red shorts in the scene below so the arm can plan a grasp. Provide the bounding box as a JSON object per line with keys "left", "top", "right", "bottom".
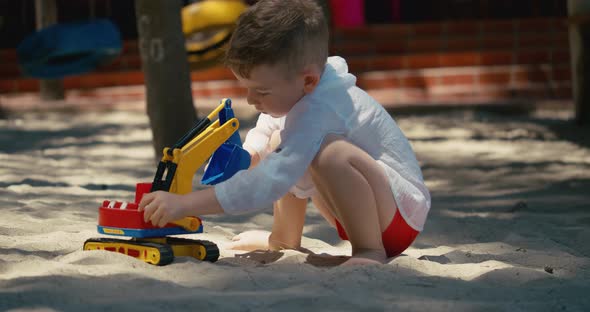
{"left": 335, "top": 211, "right": 419, "bottom": 258}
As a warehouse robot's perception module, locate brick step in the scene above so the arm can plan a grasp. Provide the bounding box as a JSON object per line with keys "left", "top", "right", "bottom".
{"left": 0, "top": 40, "right": 142, "bottom": 78}
{"left": 0, "top": 48, "right": 571, "bottom": 82}
{"left": 0, "top": 64, "right": 571, "bottom": 105}
{"left": 0, "top": 86, "right": 572, "bottom": 116}
{"left": 0, "top": 84, "right": 572, "bottom": 115}
{"left": 332, "top": 17, "right": 567, "bottom": 40}
{"left": 331, "top": 33, "right": 568, "bottom": 57}
{"left": 363, "top": 69, "right": 571, "bottom": 105}
{"left": 0, "top": 55, "right": 142, "bottom": 78}
{"left": 0, "top": 46, "right": 571, "bottom": 92}
{"left": 0, "top": 66, "right": 237, "bottom": 93}
{"left": 357, "top": 64, "right": 571, "bottom": 89}
{"left": 1, "top": 30, "right": 569, "bottom": 77}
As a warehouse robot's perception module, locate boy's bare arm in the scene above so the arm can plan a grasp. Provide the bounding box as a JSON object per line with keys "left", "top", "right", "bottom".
{"left": 139, "top": 187, "right": 224, "bottom": 227}
{"left": 269, "top": 193, "right": 307, "bottom": 250}
{"left": 184, "top": 187, "right": 225, "bottom": 215}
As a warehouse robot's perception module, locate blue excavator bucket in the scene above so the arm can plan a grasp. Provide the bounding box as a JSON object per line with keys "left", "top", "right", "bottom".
{"left": 201, "top": 100, "right": 251, "bottom": 185}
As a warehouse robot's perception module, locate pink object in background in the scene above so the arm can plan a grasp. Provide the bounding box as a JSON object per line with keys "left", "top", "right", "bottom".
{"left": 392, "top": 0, "right": 400, "bottom": 22}
{"left": 330, "top": 0, "right": 365, "bottom": 28}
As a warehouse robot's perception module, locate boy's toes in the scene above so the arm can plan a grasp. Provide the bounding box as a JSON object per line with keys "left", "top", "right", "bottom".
{"left": 341, "top": 248, "right": 387, "bottom": 266}
{"left": 340, "top": 257, "right": 383, "bottom": 266}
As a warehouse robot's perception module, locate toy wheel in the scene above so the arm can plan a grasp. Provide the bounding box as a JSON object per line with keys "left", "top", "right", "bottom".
{"left": 165, "top": 237, "right": 219, "bottom": 262}
{"left": 83, "top": 237, "right": 174, "bottom": 266}
{"left": 195, "top": 239, "right": 220, "bottom": 262}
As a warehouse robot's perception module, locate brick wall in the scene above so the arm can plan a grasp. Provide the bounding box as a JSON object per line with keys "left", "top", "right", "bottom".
{"left": 0, "top": 17, "right": 572, "bottom": 106}
{"left": 336, "top": 17, "right": 571, "bottom": 105}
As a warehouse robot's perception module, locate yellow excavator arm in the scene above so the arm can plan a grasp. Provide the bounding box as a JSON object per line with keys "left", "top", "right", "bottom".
{"left": 151, "top": 98, "right": 241, "bottom": 195}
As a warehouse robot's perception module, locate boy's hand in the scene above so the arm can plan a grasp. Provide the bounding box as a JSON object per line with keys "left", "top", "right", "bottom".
{"left": 139, "top": 191, "right": 190, "bottom": 227}
{"left": 226, "top": 230, "right": 270, "bottom": 251}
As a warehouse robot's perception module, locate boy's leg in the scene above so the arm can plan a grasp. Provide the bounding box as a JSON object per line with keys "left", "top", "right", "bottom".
{"left": 310, "top": 193, "right": 337, "bottom": 228}
{"left": 310, "top": 134, "right": 397, "bottom": 265}
{"left": 269, "top": 192, "right": 307, "bottom": 250}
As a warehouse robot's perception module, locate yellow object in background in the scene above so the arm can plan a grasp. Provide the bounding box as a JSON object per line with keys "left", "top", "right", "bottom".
{"left": 182, "top": 0, "right": 247, "bottom": 70}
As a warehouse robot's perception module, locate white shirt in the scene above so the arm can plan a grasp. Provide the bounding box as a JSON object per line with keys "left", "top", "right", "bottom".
{"left": 215, "top": 56, "right": 431, "bottom": 231}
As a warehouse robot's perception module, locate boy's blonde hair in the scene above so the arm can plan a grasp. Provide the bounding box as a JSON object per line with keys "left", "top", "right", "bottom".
{"left": 224, "top": 0, "right": 329, "bottom": 79}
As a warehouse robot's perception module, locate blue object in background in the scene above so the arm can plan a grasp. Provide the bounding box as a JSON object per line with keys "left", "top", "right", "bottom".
{"left": 202, "top": 99, "right": 251, "bottom": 185}
{"left": 17, "top": 19, "right": 122, "bottom": 79}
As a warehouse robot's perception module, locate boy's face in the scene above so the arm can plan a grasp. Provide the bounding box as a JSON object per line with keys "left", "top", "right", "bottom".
{"left": 232, "top": 64, "right": 306, "bottom": 118}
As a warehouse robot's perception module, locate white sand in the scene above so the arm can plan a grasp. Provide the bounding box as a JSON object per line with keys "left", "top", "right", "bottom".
{"left": 0, "top": 105, "right": 589, "bottom": 311}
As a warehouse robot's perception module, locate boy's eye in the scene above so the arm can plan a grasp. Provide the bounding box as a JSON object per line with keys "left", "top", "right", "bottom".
{"left": 256, "top": 90, "right": 270, "bottom": 96}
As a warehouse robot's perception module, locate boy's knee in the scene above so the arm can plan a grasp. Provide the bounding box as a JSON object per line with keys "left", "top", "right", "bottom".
{"left": 311, "top": 134, "right": 350, "bottom": 173}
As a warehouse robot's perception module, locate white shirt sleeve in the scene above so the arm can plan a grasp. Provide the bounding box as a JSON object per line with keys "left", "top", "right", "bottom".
{"left": 214, "top": 100, "right": 339, "bottom": 215}
{"left": 242, "top": 113, "right": 278, "bottom": 160}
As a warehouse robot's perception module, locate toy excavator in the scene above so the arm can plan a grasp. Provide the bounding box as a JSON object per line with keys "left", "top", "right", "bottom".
{"left": 83, "top": 98, "right": 250, "bottom": 265}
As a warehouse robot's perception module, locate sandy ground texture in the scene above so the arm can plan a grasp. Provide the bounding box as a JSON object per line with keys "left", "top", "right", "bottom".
{"left": 0, "top": 105, "right": 589, "bottom": 311}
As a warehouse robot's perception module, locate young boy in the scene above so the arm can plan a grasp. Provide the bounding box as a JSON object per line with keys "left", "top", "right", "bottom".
{"left": 139, "top": 0, "right": 431, "bottom": 265}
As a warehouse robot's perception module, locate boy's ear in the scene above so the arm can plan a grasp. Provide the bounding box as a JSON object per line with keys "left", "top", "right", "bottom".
{"left": 302, "top": 67, "right": 321, "bottom": 94}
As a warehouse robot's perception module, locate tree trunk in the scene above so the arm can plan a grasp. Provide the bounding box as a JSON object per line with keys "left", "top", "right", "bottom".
{"left": 568, "top": 0, "right": 590, "bottom": 125}
{"left": 35, "top": 0, "right": 65, "bottom": 100}
{"left": 135, "top": 0, "right": 197, "bottom": 159}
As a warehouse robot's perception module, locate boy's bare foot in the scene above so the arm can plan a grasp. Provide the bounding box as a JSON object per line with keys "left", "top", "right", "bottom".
{"left": 341, "top": 248, "right": 387, "bottom": 266}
